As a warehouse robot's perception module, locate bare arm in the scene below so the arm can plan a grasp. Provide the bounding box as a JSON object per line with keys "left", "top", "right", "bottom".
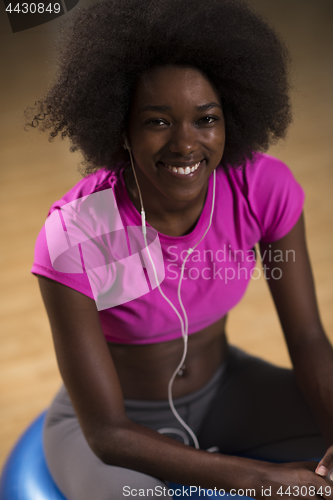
{"left": 260, "top": 212, "right": 333, "bottom": 476}
{"left": 260, "top": 213, "right": 333, "bottom": 443}
{"left": 37, "top": 260, "right": 333, "bottom": 496}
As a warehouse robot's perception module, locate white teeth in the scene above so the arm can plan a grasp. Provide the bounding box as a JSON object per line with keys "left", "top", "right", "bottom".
{"left": 165, "top": 161, "right": 201, "bottom": 175}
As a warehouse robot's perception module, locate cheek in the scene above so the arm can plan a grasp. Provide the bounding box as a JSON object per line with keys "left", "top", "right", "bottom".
{"left": 133, "top": 134, "right": 165, "bottom": 161}
{"left": 131, "top": 138, "right": 161, "bottom": 170}
{"left": 205, "top": 121, "right": 225, "bottom": 144}
{"left": 215, "top": 117, "right": 226, "bottom": 144}
{"left": 209, "top": 128, "right": 226, "bottom": 163}
{"left": 208, "top": 130, "right": 226, "bottom": 153}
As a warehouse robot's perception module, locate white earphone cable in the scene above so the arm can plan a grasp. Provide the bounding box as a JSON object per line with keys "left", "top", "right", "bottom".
{"left": 126, "top": 144, "right": 216, "bottom": 449}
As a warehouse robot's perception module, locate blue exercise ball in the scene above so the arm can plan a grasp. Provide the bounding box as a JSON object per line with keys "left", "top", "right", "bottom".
{"left": 0, "top": 412, "right": 67, "bottom": 500}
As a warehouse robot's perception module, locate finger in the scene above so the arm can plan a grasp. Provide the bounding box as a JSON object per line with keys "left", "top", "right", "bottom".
{"left": 317, "top": 465, "right": 329, "bottom": 477}
{"left": 316, "top": 447, "right": 333, "bottom": 479}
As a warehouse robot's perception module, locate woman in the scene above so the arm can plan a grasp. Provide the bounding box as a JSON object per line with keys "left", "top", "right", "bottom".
{"left": 28, "top": 0, "right": 333, "bottom": 498}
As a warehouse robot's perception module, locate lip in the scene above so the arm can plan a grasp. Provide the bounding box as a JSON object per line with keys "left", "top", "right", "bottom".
{"left": 158, "top": 160, "right": 205, "bottom": 178}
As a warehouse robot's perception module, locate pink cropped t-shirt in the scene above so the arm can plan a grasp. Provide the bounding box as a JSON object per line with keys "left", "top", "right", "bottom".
{"left": 31, "top": 153, "right": 305, "bottom": 345}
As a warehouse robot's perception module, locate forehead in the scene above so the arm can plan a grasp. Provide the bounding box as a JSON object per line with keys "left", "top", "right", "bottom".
{"left": 131, "top": 65, "right": 221, "bottom": 109}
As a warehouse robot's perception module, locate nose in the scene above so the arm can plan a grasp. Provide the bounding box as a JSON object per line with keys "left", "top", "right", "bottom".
{"left": 168, "top": 123, "right": 199, "bottom": 155}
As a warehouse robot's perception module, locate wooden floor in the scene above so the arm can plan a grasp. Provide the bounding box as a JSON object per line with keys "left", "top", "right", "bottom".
{"left": 0, "top": 0, "right": 332, "bottom": 470}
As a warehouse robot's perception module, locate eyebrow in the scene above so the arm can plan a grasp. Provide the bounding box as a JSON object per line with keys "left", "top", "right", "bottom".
{"left": 139, "top": 102, "right": 222, "bottom": 113}
{"left": 195, "top": 102, "right": 222, "bottom": 111}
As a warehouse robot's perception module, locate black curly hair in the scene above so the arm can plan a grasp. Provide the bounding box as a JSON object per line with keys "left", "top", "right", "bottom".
{"left": 26, "top": 0, "right": 292, "bottom": 174}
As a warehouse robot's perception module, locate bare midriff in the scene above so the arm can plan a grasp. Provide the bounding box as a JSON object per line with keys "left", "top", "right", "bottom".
{"left": 107, "top": 315, "right": 228, "bottom": 401}
{"left": 110, "top": 173, "right": 229, "bottom": 400}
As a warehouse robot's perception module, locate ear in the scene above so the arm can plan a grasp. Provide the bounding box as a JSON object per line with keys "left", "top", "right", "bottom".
{"left": 122, "top": 133, "right": 131, "bottom": 151}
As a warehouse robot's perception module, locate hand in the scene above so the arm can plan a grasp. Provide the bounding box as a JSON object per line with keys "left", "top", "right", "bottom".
{"left": 316, "top": 446, "right": 333, "bottom": 485}
{"left": 254, "top": 460, "right": 333, "bottom": 500}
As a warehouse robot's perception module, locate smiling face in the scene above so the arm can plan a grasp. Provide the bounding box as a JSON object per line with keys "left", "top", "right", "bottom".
{"left": 126, "top": 65, "right": 225, "bottom": 211}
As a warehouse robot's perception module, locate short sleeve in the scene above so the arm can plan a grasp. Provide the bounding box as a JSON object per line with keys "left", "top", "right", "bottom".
{"left": 246, "top": 154, "right": 305, "bottom": 243}
{"left": 31, "top": 224, "right": 94, "bottom": 298}
{"left": 30, "top": 168, "right": 117, "bottom": 299}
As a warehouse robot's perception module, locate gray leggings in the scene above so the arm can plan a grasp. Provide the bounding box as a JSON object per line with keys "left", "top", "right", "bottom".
{"left": 43, "top": 346, "right": 325, "bottom": 500}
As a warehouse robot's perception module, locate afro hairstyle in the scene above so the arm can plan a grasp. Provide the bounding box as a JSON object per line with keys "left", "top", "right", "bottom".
{"left": 26, "top": 0, "right": 292, "bottom": 174}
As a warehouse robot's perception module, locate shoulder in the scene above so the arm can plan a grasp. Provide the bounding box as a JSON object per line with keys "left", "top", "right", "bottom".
{"left": 47, "top": 167, "right": 120, "bottom": 216}
{"left": 224, "top": 153, "right": 305, "bottom": 243}
{"left": 224, "top": 152, "right": 297, "bottom": 186}
{"left": 31, "top": 166, "right": 124, "bottom": 298}
{"left": 244, "top": 152, "right": 299, "bottom": 187}
{"left": 243, "top": 152, "right": 304, "bottom": 201}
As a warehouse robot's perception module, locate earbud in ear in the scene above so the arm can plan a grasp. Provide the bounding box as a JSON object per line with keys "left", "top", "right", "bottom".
{"left": 123, "top": 136, "right": 131, "bottom": 151}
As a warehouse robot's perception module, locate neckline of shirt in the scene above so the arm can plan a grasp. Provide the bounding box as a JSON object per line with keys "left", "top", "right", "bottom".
{"left": 114, "top": 164, "right": 216, "bottom": 243}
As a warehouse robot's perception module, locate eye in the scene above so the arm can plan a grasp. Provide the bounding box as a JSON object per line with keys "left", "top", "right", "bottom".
{"left": 196, "top": 115, "right": 219, "bottom": 125}
{"left": 145, "top": 118, "right": 169, "bottom": 126}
